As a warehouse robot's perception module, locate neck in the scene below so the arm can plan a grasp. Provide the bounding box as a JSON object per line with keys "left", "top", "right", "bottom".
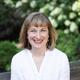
{"left": 30, "top": 47, "right": 47, "bottom": 57}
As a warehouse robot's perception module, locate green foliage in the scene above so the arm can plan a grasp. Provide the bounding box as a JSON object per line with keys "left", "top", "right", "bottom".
{"left": 0, "top": 1, "right": 22, "bottom": 41}
{"left": 0, "top": 41, "right": 21, "bottom": 71}
{"left": 0, "top": 0, "right": 80, "bottom": 41}
{"left": 3, "top": 0, "right": 79, "bottom": 33}
{"left": 56, "top": 30, "right": 80, "bottom": 61}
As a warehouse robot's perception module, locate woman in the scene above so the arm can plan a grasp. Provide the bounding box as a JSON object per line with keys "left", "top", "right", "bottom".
{"left": 11, "top": 12, "right": 70, "bottom": 80}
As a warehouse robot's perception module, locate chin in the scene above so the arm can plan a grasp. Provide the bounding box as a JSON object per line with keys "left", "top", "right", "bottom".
{"left": 34, "top": 46, "right": 42, "bottom": 49}
{"left": 34, "top": 44, "right": 46, "bottom": 49}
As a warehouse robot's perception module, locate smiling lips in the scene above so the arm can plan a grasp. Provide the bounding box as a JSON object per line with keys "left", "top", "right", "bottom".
{"left": 32, "top": 38, "right": 43, "bottom": 44}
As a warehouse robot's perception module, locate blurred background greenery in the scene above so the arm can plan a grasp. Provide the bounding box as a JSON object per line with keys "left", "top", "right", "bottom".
{"left": 0, "top": 0, "right": 80, "bottom": 72}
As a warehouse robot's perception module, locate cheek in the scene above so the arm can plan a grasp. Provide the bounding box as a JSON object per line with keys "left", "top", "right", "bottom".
{"left": 43, "top": 33, "right": 49, "bottom": 42}
{"left": 27, "top": 33, "right": 33, "bottom": 40}
{"left": 27, "top": 34, "right": 36, "bottom": 43}
{"left": 45, "top": 32, "right": 49, "bottom": 39}
{"left": 27, "top": 32, "right": 33, "bottom": 38}
{"left": 28, "top": 35, "right": 32, "bottom": 40}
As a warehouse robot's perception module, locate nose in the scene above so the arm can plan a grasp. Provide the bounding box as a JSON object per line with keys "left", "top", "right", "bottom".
{"left": 36, "top": 31, "right": 41, "bottom": 39}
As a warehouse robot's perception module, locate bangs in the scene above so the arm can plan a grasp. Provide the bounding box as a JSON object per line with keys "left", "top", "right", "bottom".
{"left": 30, "top": 14, "right": 49, "bottom": 27}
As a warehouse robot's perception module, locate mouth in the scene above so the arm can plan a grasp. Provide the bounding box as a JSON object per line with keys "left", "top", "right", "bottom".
{"left": 33, "top": 39, "right": 43, "bottom": 44}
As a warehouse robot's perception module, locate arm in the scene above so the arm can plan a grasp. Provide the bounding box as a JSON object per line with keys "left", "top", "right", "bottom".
{"left": 60, "top": 55, "right": 70, "bottom": 80}
{"left": 10, "top": 58, "right": 22, "bottom": 80}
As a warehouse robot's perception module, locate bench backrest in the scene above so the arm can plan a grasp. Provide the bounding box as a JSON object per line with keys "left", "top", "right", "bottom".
{"left": 0, "top": 72, "right": 10, "bottom": 80}
{"left": 70, "top": 60, "right": 80, "bottom": 80}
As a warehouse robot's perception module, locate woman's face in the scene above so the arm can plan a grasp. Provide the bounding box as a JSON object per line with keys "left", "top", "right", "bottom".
{"left": 27, "top": 26, "right": 49, "bottom": 49}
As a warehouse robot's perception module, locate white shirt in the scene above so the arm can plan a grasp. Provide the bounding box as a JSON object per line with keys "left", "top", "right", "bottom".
{"left": 11, "top": 48, "right": 70, "bottom": 80}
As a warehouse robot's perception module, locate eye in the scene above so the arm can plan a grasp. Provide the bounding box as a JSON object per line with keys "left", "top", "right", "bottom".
{"left": 41, "top": 29, "right": 47, "bottom": 32}
{"left": 30, "top": 29, "right": 37, "bottom": 32}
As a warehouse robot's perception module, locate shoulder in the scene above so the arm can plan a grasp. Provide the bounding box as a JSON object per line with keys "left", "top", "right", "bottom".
{"left": 49, "top": 48, "right": 69, "bottom": 61}
{"left": 50, "top": 48, "right": 66, "bottom": 56}
{"left": 11, "top": 49, "right": 29, "bottom": 63}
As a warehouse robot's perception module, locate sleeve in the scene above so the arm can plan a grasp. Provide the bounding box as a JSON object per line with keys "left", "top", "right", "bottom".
{"left": 60, "top": 54, "right": 70, "bottom": 80}
{"left": 10, "top": 57, "right": 22, "bottom": 80}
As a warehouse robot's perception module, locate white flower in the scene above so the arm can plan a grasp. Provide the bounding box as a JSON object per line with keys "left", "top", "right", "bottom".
{"left": 16, "top": 1, "right": 22, "bottom": 8}
{"left": 49, "top": 17, "right": 58, "bottom": 28}
{"left": 69, "top": 12, "right": 77, "bottom": 19}
{"left": 57, "top": 14, "right": 67, "bottom": 21}
{"left": 30, "top": 1, "right": 37, "bottom": 8}
{"left": 72, "top": 1, "right": 80, "bottom": 12}
{"left": 60, "top": 3, "right": 65, "bottom": 8}
{"left": 70, "top": 22, "right": 78, "bottom": 32}
{"left": 64, "top": 29, "right": 69, "bottom": 34}
{"left": 57, "top": 14, "right": 63, "bottom": 21}
{"left": 48, "top": 5, "right": 54, "bottom": 11}
{"left": 4, "top": 0, "right": 14, "bottom": 7}
{"left": 64, "top": 20, "right": 71, "bottom": 26}
{"left": 72, "top": 2, "right": 78, "bottom": 11}
{"left": 39, "top": 4, "right": 50, "bottom": 12}
{"left": 50, "top": 7, "right": 62, "bottom": 16}
{"left": 21, "top": 0, "right": 28, "bottom": 3}
{"left": 39, "top": 8, "right": 45, "bottom": 13}
{"left": 4, "top": 0, "right": 12, "bottom": 4}
{"left": 78, "top": 12, "right": 80, "bottom": 16}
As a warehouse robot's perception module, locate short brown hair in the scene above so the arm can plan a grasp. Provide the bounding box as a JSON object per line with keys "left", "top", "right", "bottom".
{"left": 19, "top": 12, "right": 57, "bottom": 50}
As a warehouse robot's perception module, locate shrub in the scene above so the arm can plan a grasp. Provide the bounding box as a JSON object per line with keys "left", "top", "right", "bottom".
{"left": 0, "top": 41, "right": 21, "bottom": 72}
{"left": 0, "top": 1, "right": 22, "bottom": 41}
{"left": 56, "top": 30, "right": 80, "bottom": 61}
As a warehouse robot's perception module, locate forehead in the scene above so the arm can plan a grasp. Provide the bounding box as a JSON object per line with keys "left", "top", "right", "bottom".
{"left": 28, "top": 25, "right": 48, "bottom": 30}
{"left": 29, "top": 20, "right": 48, "bottom": 30}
